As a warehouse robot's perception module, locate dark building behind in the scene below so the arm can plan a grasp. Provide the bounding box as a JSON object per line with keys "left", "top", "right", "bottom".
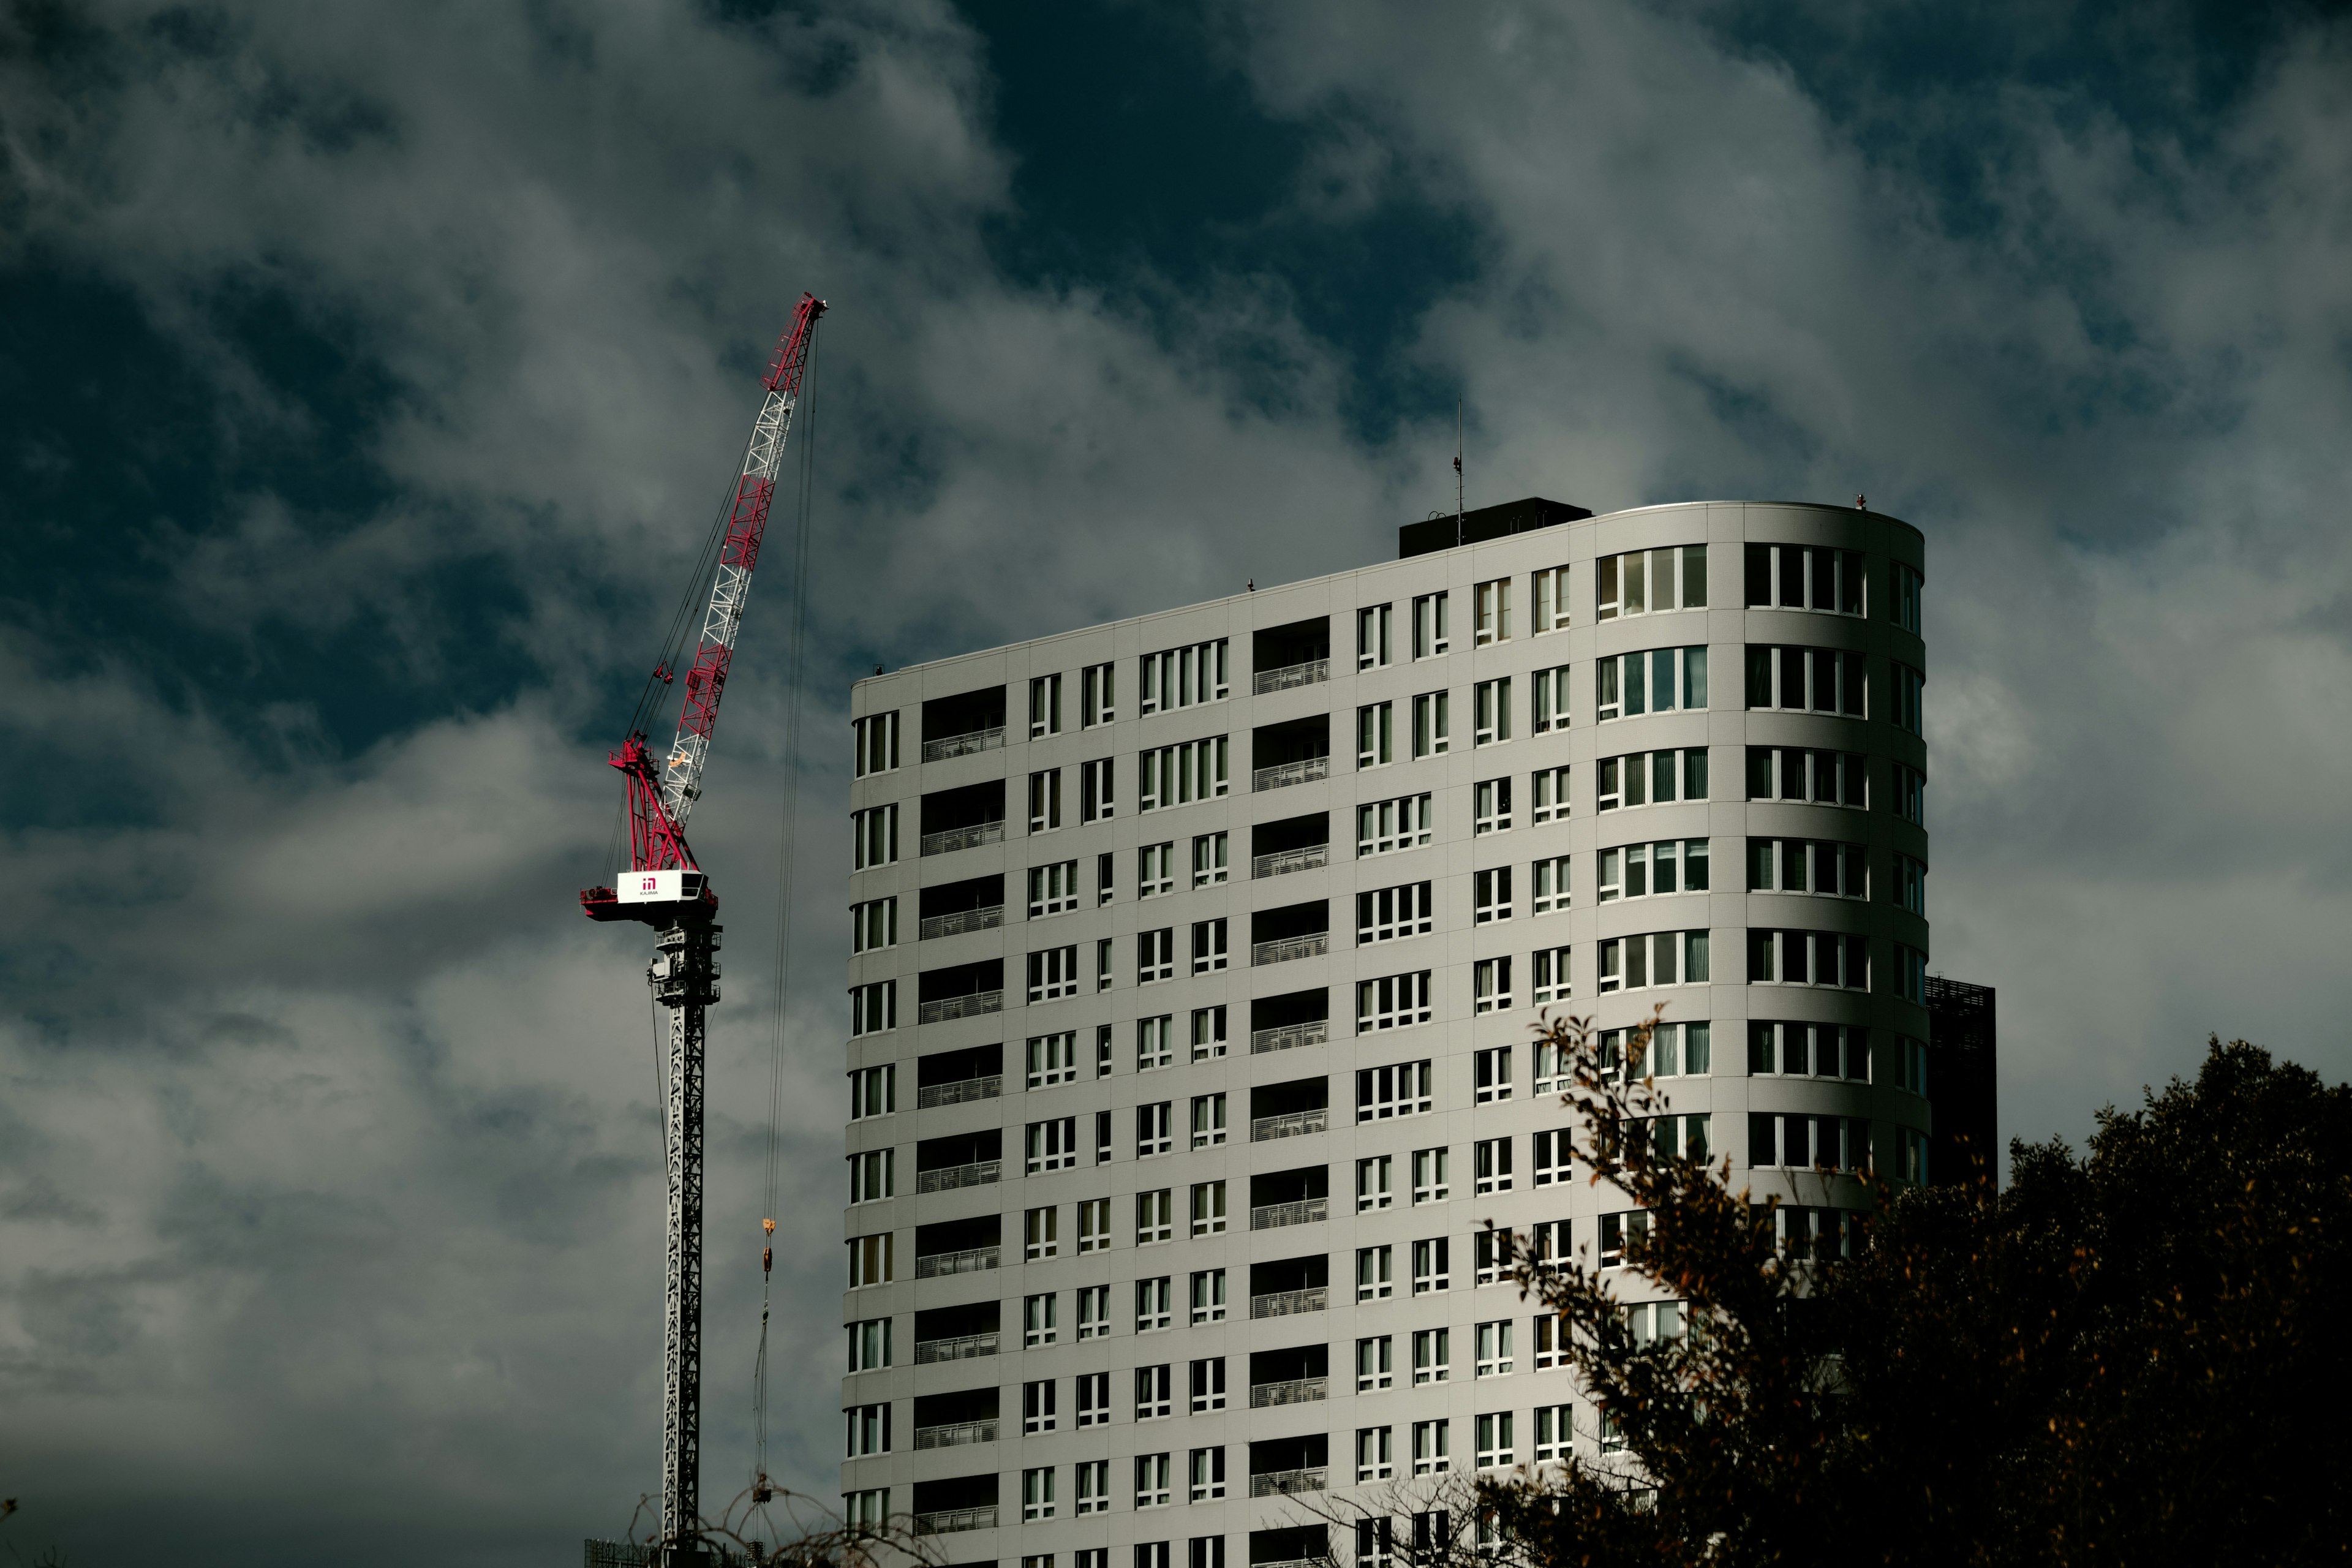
{"left": 1924, "top": 976, "right": 1998, "bottom": 1182}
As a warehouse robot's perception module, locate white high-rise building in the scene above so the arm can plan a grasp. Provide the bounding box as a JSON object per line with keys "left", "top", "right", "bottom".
{"left": 839, "top": 499, "right": 1931, "bottom": 1568}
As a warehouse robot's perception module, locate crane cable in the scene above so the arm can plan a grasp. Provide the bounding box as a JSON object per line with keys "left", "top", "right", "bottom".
{"left": 753, "top": 318, "right": 821, "bottom": 1499}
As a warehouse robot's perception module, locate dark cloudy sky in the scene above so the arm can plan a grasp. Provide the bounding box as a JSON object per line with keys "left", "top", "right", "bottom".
{"left": 3, "top": 1, "right": 2348, "bottom": 1561}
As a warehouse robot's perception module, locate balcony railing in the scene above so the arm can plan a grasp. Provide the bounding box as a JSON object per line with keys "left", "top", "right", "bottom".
{"left": 919, "top": 905, "right": 1004, "bottom": 940}
{"left": 913, "top": 1245, "right": 1000, "bottom": 1279}
{"left": 916, "top": 1159, "right": 1001, "bottom": 1193}
{"left": 1251, "top": 1020, "right": 1329, "bottom": 1055}
{"left": 912, "top": 1506, "right": 998, "bottom": 1536}
{"left": 915, "top": 1075, "right": 1001, "bottom": 1110}
{"left": 913, "top": 1420, "right": 998, "bottom": 1450}
{"left": 918, "top": 990, "right": 1003, "bottom": 1025}
{"left": 913, "top": 1330, "right": 998, "bottom": 1363}
{"left": 1252, "top": 843, "right": 1330, "bottom": 880}
{"left": 1249, "top": 1376, "right": 1330, "bottom": 1409}
{"left": 1253, "top": 658, "right": 1330, "bottom": 696}
{"left": 921, "top": 727, "right": 1005, "bottom": 763}
{"left": 1251, "top": 933, "right": 1329, "bottom": 967}
{"left": 1250, "top": 1286, "right": 1329, "bottom": 1319}
{"left": 1250, "top": 1196, "right": 1329, "bottom": 1231}
{"left": 1251, "top": 1107, "right": 1329, "bottom": 1142}
{"left": 1253, "top": 756, "right": 1331, "bottom": 793}
{"left": 920, "top": 820, "right": 1005, "bottom": 857}
{"left": 1247, "top": 1465, "right": 1328, "bottom": 1497}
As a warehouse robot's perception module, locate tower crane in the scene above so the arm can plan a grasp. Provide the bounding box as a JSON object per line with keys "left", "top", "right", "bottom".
{"left": 580, "top": 292, "right": 825, "bottom": 1560}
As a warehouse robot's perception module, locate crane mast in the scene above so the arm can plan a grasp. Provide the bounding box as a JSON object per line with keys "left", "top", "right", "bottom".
{"left": 580, "top": 292, "right": 824, "bottom": 1562}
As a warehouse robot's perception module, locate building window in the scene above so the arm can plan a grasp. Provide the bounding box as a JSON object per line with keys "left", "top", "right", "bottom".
{"left": 1528, "top": 855, "right": 1571, "bottom": 916}
{"left": 1190, "top": 918, "right": 1228, "bottom": 974}
{"left": 1605, "top": 1020, "right": 1713, "bottom": 1077}
{"left": 1412, "top": 592, "right": 1450, "bottom": 658}
{"left": 1894, "top": 762, "right": 1924, "bottom": 823}
{"left": 1747, "top": 1020, "right": 1868, "bottom": 1080}
{"left": 1081, "top": 662, "right": 1116, "bottom": 726}
{"left": 1598, "top": 545, "right": 1707, "bottom": 618}
{"left": 1597, "top": 647, "right": 1708, "bottom": 721}
{"left": 1473, "top": 1047, "right": 1512, "bottom": 1103}
{"left": 1894, "top": 941, "right": 1928, "bottom": 1003}
{"left": 1188, "top": 1540, "right": 1223, "bottom": 1568}
{"left": 1892, "top": 562, "right": 1922, "bottom": 633}
{"left": 1472, "top": 868, "right": 1513, "bottom": 923}
{"left": 1028, "top": 1118, "right": 1079, "bottom": 1174}
{"left": 1136, "top": 1014, "right": 1174, "bottom": 1071}
{"left": 848, "top": 1065, "right": 895, "bottom": 1120}
{"left": 1190, "top": 1093, "right": 1227, "bottom": 1148}
{"left": 1186, "top": 1356, "right": 1226, "bottom": 1413}
{"left": 851, "top": 896, "right": 897, "bottom": 953}
{"left": 1189, "top": 1180, "right": 1227, "bottom": 1235}
{"left": 1475, "top": 1321, "right": 1515, "bottom": 1378}
{"left": 846, "top": 1316, "right": 892, "bottom": 1372}
{"left": 1597, "top": 839, "right": 1711, "bottom": 901}
{"left": 1177, "top": 1010, "right": 1223, "bottom": 1066}
{"left": 1534, "top": 1042, "right": 1567, "bottom": 1095}
{"left": 1028, "top": 861, "right": 1080, "bottom": 916}
{"left": 1473, "top": 1137, "right": 1513, "bottom": 1194}
{"left": 847, "top": 1149, "right": 892, "bottom": 1204}
{"left": 848, "top": 981, "right": 895, "bottom": 1036}
{"left": 1531, "top": 564, "right": 1570, "bottom": 631}
{"left": 1411, "top": 1419, "right": 1450, "bottom": 1476}
{"left": 1359, "top": 603, "right": 1395, "bottom": 669}
{"left": 1744, "top": 542, "right": 1862, "bottom": 614}
{"left": 1193, "top": 832, "right": 1228, "bottom": 886}
{"left": 1077, "top": 1197, "right": 1111, "bottom": 1252}
{"left": 1357, "top": 973, "right": 1434, "bottom": 1032}
{"left": 1746, "top": 837, "right": 1867, "bottom": 897}
{"left": 1473, "top": 578, "right": 1512, "bottom": 644}
{"left": 1894, "top": 853, "right": 1927, "bottom": 915}
{"left": 1139, "top": 639, "right": 1229, "bottom": 714}
{"left": 1473, "top": 776, "right": 1513, "bottom": 835}
{"left": 1137, "top": 1102, "right": 1174, "bottom": 1159}
{"left": 1134, "top": 1452, "right": 1172, "bottom": 1507}
{"left": 852, "top": 710, "right": 900, "bottom": 776}
{"left": 1412, "top": 691, "right": 1451, "bottom": 757}
{"left": 1080, "top": 757, "right": 1114, "bottom": 821}
{"left": 1357, "top": 1245, "right": 1395, "bottom": 1301}
{"left": 1599, "top": 1210, "right": 1648, "bottom": 1268}
{"left": 1412, "top": 1325, "right": 1451, "bottom": 1381}
{"left": 1746, "top": 929, "right": 1868, "bottom": 990}
{"left": 1749, "top": 1113, "right": 1868, "bottom": 1174}
{"left": 1357, "top": 1335, "right": 1395, "bottom": 1391}
{"left": 1357, "top": 793, "right": 1435, "bottom": 856}
{"left": 1138, "top": 737, "right": 1229, "bottom": 809}
{"left": 845, "top": 1232, "right": 892, "bottom": 1288}
{"left": 1356, "top": 1426, "right": 1395, "bottom": 1483}
{"left": 1137, "top": 1189, "right": 1174, "bottom": 1245}
{"left": 845, "top": 1403, "right": 889, "bottom": 1457}
{"left": 1023, "top": 1206, "right": 1060, "bottom": 1262}
{"left": 1476, "top": 1412, "right": 1515, "bottom": 1469}
{"left": 1472, "top": 957, "right": 1513, "bottom": 1014}
{"left": 1531, "top": 945, "right": 1572, "bottom": 1004}
{"left": 1357, "top": 882, "right": 1434, "bottom": 943}
{"left": 1136, "top": 1365, "right": 1173, "bottom": 1421}
{"left": 1532, "top": 1129, "right": 1571, "bottom": 1188}
{"left": 1744, "top": 745, "right": 1865, "bottom": 807}
{"left": 1137, "top": 1547, "right": 1171, "bottom": 1568}
{"left": 1357, "top": 1155, "right": 1394, "bottom": 1212}
{"left": 1191, "top": 1268, "right": 1227, "bottom": 1324}
{"left": 1028, "top": 769, "right": 1063, "bottom": 833}
{"left": 1077, "top": 1291, "right": 1110, "bottom": 1343}
{"left": 1744, "top": 645, "right": 1866, "bottom": 715}
{"left": 1599, "top": 747, "right": 1709, "bottom": 811}
{"left": 1412, "top": 1146, "right": 1450, "bottom": 1204}
{"left": 844, "top": 1488, "right": 888, "bottom": 1534}
{"left": 1137, "top": 842, "right": 1175, "bottom": 897}
{"left": 1534, "top": 1404, "right": 1572, "bottom": 1460}
{"left": 1030, "top": 674, "right": 1063, "bottom": 738}
{"left": 1357, "top": 1060, "right": 1434, "bottom": 1121}
{"left": 1529, "top": 773, "right": 1570, "bottom": 833}
{"left": 1412, "top": 1239, "right": 1451, "bottom": 1296}
{"left": 1028, "top": 946, "right": 1081, "bottom": 1002}
{"left": 1138, "top": 929, "right": 1175, "bottom": 984}
{"left": 1024, "top": 1379, "right": 1059, "bottom": 1436}
{"left": 1531, "top": 665, "right": 1571, "bottom": 733}
{"left": 851, "top": 803, "right": 898, "bottom": 868}
{"left": 1597, "top": 930, "right": 1711, "bottom": 992}
{"left": 1358, "top": 701, "right": 1394, "bottom": 768}
{"left": 1472, "top": 678, "right": 1512, "bottom": 745}
{"left": 1893, "top": 661, "right": 1925, "bottom": 735}
{"left": 1076, "top": 1458, "right": 1110, "bottom": 1513}
{"left": 1025, "top": 1292, "right": 1059, "bottom": 1347}
{"left": 1188, "top": 1445, "right": 1227, "bottom": 1501}
{"left": 1136, "top": 1275, "right": 1174, "bottom": 1332}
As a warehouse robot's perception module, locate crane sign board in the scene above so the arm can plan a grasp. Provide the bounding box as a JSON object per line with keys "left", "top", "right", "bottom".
{"left": 618, "top": 869, "right": 708, "bottom": 904}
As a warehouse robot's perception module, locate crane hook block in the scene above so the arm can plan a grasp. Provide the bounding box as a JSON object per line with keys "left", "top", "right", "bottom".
{"left": 763, "top": 1246, "right": 773, "bottom": 1273}
{"left": 763, "top": 1217, "right": 777, "bottom": 1235}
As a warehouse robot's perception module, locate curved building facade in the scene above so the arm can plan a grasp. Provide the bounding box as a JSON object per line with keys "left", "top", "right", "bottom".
{"left": 838, "top": 499, "right": 1930, "bottom": 1561}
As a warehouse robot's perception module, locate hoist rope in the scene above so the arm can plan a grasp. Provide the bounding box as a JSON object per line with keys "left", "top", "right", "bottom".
{"left": 753, "top": 317, "right": 821, "bottom": 1494}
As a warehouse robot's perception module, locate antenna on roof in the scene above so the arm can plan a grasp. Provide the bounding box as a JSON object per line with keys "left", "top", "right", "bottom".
{"left": 1453, "top": 402, "right": 1465, "bottom": 545}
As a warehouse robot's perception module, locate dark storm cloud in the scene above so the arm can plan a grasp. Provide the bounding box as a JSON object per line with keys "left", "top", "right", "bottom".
{"left": 1, "top": 1, "right": 2347, "bottom": 1563}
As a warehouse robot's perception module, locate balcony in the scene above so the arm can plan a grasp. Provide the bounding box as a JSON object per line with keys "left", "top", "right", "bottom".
{"left": 1250, "top": 1197, "right": 1328, "bottom": 1231}
{"left": 1251, "top": 1020, "right": 1329, "bottom": 1055}
{"left": 1251, "top": 1108, "right": 1328, "bottom": 1143}
{"left": 1253, "top": 658, "right": 1330, "bottom": 696}
{"left": 919, "top": 905, "right": 1004, "bottom": 940}
{"left": 1251, "top": 1382, "right": 1326, "bottom": 1420}
{"left": 1252, "top": 843, "right": 1329, "bottom": 880}
{"left": 913, "top": 1331, "right": 999, "bottom": 1363}
{"left": 1253, "top": 756, "right": 1330, "bottom": 793}
{"left": 913, "top": 1245, "right": 1000, "bottom": 1279}
{"left": 1251, "top": 933, "right": 1329, "bottom": 967}
{"left": 919, "top": 991, "right": 1003, "bottom": 1025}
{"left": 912, "top": 1506, "right": 998, "bottom": 1536}
{"left": 1247, "top": 1466, "right": 1328, "bottom": 1498}
{"left": 916, "top": 1159, "right": 1001, "bottom": 1194}
{"left": 1249, "top": 1286, "right": 1329, "bottom": 1319}
{"left": 913, "top": 1420, "right": 998, "bottom": 1450}
{"left": 921, "top": 727, "right": 1004, "bottom": 764}
{"left": 915, "top": 1076, "right": 1001, "bottom": 1110}
{"left": 921, "top": 820, "right": 1005, "bottom": 857}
